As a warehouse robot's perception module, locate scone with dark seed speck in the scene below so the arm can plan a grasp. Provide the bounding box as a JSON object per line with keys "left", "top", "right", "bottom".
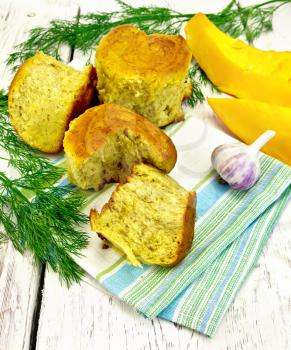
{"left": 8, "top": 51, "right": 96, "bottom": 153}
{"left": 63, "top": 103, "right": 177, "bottom": 191}
{"left": 96, "top": 25, "right": 192, "bottom": 127}
{"left": 90, "top": 163, "right": 196, "bottom": 267}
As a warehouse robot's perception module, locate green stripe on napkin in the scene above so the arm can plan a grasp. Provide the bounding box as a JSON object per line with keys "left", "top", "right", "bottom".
{"left": 159, "top": 185, "right": 290, "bottom": 336}
{"left": 121, "top": 156, "right": 291, "bottom": 319}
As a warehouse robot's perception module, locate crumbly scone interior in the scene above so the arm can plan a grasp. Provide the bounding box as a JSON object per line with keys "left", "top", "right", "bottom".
{"left": 9, "top": 58, "right": 89, "bottom": 151}
{"left": 92, "top": 165, "right": 189, "bottom": 266}
{"left": 67, "top": 128, "right": 165, "bottom": 191}
{"left": 97, "top": 72, "right": 190, "bottom": 126}
{"left": 95, "top": 26, "right": 192, "bottom": 127}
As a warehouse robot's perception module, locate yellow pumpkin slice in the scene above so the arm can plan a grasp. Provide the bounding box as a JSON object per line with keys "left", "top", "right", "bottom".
{"left": 185, "top": 13, "right": 291, "bottom": 107}
{"left": 208, "top": 97, "right": 291, "bottom": 165}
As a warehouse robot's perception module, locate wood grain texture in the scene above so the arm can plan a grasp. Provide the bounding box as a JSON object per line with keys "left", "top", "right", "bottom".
{"left": 0, "top": 246, "right": 41, "bottom": 350}
{"left": 0, "top": 0, "right": 72, "bottom": 89}
{"left": 35, "top": 203, "right": 291, "bottom": 350}
{"left": 36, "top": 1, "right": 290, "bottom": 350}
{"left": 0, "top": 0, "right": 290, "bottom": 349}
{"left": 0, "top": 1, "right": 77, "bottom": 349}
{"left": 0, "top": 246, "right": 7, "bottom": 275}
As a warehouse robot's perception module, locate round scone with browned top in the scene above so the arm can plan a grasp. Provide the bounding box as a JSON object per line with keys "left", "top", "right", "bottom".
{"left": 63, "top": 103, "right": 177, "bottom": 191}
{"left": 95, "top": 25, "right": 192, "bottom": 127}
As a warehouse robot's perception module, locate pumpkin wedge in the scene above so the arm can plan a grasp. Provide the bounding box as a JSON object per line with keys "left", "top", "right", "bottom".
{"left": 208, "top": 98, "right": 291, "bottom": 166}
{"left": 185, "top": 13, "right": 291, "bottom": 107}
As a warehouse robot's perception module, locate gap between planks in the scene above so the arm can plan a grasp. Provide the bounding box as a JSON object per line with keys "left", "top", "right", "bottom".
{"left": 0, "top": 1, "right": 79, "bottom": 350}
{"left": 29, "top": 6, "right": 80, "bottom": 347}
{"left": 27, "top": 12, "right": 81, "bottom": 350}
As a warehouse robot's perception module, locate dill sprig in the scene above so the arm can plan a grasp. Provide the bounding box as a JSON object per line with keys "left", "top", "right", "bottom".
{"left": 7, "top": 1, "right": 190, "bottom": 69}
{"left": 207, "top": 0, "right": 284, "bottom": 43}
{"left": 187, "top": 64, "right": 220, "bottom": 108}
{"left": 187, "top": 0, "right": 290, "bottom": 106}
{"left": 0, "top": 101, "right": 62, "bottom": 185}
{"left": 0, "top": 91, "right": 89, "bottom": 285}
{"left": 0, "top": 174, "right": 89, "bottom": 285}
{"left": 6, "top": 0, "right": 290, "bottom": 107}
{"left": 0, "top": 0, "right": 289, "bottom": 285}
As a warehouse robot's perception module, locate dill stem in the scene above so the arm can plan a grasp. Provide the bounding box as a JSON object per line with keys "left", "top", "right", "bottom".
{"left": 252, "top": 0, "right": 289, "bottom": 8}
{"left": 90, "top": 14, "right": 191, "bottom": 29}
{"left": 1, "top": 0, "right": 289, "bottom": 285}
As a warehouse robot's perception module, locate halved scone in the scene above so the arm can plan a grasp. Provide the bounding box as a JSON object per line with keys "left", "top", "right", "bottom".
{"left": 90, "top": 163, "right": 196, "bottom": 267}
{"left": 8, "top": 51, "right": 96, "bottom": 153}
{"left": 96, "top": 25, "right": 192, "bottom": 127}
{"left": 63, "top": 103, "right": 177, "bottom": 190}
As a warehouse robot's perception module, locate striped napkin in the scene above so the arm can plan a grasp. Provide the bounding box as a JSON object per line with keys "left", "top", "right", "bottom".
{"left": 75, "top": 115, "right": 291, "bottom": 337}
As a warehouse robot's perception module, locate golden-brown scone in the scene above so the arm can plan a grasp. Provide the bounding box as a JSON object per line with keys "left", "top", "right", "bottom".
{"left": 90, "top": 163, "right": 196, "bottom": 267}
{"left": 63, "top": 103, "right": 177, "bottom": 191}
{"left": 96, "top": 25, "right": 192, "bottom": 127}
{"left": 8, "top": 51, "right": 96, "bottom": 153}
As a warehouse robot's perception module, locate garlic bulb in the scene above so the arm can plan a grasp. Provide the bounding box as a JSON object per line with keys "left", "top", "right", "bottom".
{"left": 211, "top": 130, "right": 276, "bottom": 190}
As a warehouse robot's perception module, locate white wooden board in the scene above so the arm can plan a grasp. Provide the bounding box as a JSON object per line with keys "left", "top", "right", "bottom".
{"left": 0, "top": 1, "right": 290, "bottom": 350}
{"left": 0, "top": 1, "right": 77, "bottom": 349}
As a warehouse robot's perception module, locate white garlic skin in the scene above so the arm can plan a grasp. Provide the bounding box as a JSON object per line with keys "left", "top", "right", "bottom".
{"left": 211, "top": 143, "right": 260, "bottom": 190}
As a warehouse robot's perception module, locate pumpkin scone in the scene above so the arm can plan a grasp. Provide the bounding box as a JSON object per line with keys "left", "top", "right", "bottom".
{"left": 63, "top": 103, "right": 177, "bottom": 191}
{"left": 95, "top": 25, "right": 192, "bottom": 127}
{"left": 90, "top": 163, "right": 196, "bottom": 267}
{"left": 8, "top": 51, "right": 96, "bottom": 153}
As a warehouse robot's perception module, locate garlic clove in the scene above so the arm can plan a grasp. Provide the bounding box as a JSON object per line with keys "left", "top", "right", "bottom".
{"left": 211, "top": 130, "right": 276, "bottom": 190}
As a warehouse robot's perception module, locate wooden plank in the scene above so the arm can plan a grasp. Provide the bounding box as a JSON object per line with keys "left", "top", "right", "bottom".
{"left": 0, "top": 246, "right": 42, "bottom": 350}
{"left": 0, "top": 246, "right": 8, "bottom": 275}
{"left": 0, "top": 1, "right": 78, "bottom": 349}
{"left": 22, "top": 0, "right": 291, "bottom": 349}
{"left": 0, "top": 0, "right": 79, "bottom": 89}
{"left": 36, "top": 203, "right": 291, "bottom": 350}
